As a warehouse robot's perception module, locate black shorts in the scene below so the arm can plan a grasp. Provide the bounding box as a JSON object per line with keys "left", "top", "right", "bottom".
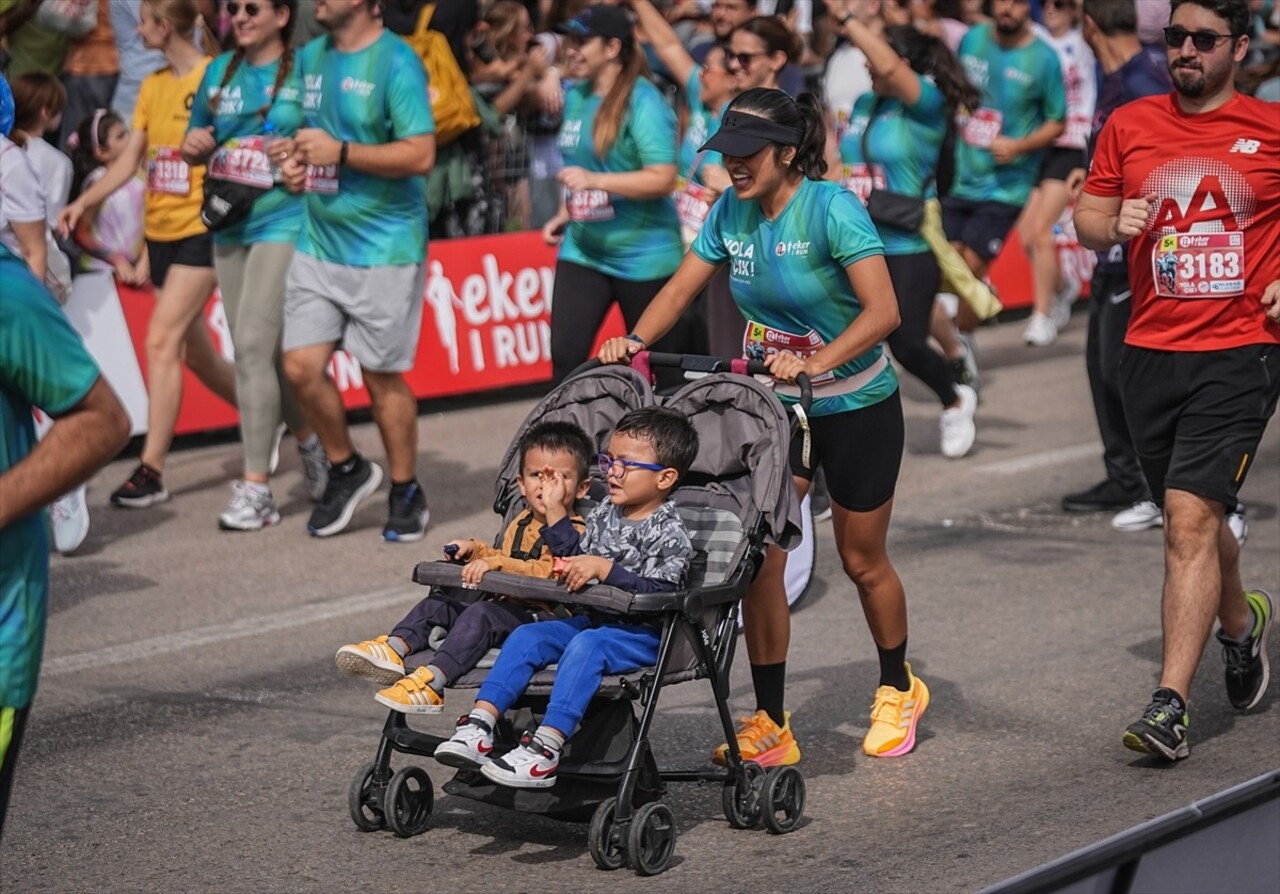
{"left": 147, "top": 232, "right": 213, "bottom": 289}
{"left": 1119, "top": 344, "right": 1280, "bottom": 508}
{"left": 1038, "top": 147, "right": 1086, "bottom": 183}
{"left": 940, "top": 196, "right": 1022, "bottom": 262}
{"left": 789, "top": 390, "right": 904, "bottom": 512}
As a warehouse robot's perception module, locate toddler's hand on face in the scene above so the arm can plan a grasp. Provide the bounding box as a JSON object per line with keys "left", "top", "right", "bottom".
{"left": 541, "top": 467, "right": 568, "bottom": 507}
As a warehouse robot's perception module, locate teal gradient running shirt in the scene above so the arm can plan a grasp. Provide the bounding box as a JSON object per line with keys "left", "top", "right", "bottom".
{"left": 680, "top": 66, "right": 724, "bottom": 183}
{"left": 0, "top": 248, "right": 101, "bottom": 709}
{"left": 840, "top": 73, "right": 947, "bottom": 256}
{"left": 188, "top": 52, "right": 304, "bottom": 246}
{"left": 556, "top": 77, "right": 682, "bottom": 281}
{"left": 953, "top": 24, "right": 1065, "bottom": 206}
{"left": 295, "top": 31, "right": 434, "bottom": 267}
{"left": 691, "top": 178, "right": 897, "bottom": 416}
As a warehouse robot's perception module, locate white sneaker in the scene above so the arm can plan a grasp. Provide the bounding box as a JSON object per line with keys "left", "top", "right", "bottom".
{"left": 217, "top": 481, "right": 281, "bottom": 531}
{"left": 50, "top": 484, "right": 90, "bottom": 555}
{"left": 1227, "top": 503, "right": 1248, "bottom": 547}
{"left": 1052, "top": 277, "right": 1081, "bottom": 329}
{"left": 1112, "top": 500, "right": 1162, "bottom": 531}
{"left": 435, "top": 714, "right": 495, "bottom": 769}
{"left": 298, "top": 437, "right": 329, "bottom": 502}
{"left": 940, "top": 384, "right": 978, "bottom": 459}
{"left": 481, "top": 733, "right": 560, "bottom": 789}
{"left": 1023, "top": 312, "right": 1058, "bottom": 347}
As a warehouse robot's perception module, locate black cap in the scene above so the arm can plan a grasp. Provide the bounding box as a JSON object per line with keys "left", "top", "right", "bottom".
{"left": 700, "top": 110, "right": 804, "bottom": 158}
{"left": 554, "top": 4, "right": 634, "bottom": 42}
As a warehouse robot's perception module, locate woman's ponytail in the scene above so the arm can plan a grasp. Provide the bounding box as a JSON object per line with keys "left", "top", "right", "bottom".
{"left": 792, "top": 92, "right": 828, "bottom": 180}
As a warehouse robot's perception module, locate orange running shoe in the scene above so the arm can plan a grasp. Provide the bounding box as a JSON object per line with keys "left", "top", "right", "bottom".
{"left": 711, "top": 709, "right": 801, "bottom": 767}
{"left": 863, "top": 662, "right": 929, "bottom": 757}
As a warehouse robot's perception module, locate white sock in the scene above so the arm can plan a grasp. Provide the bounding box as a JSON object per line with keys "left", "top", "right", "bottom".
{"left": 533, "top": 726, "right": 565, "bottom": 753}
{"left": 470, "top": 706, "right": 498, "bottom": 729}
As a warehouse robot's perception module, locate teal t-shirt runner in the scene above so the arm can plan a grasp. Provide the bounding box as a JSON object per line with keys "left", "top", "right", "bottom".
{"left": 296, "top": 31, "right": 435, "bottom": 268}
{"left": 954, "top": 24, "right": 1065, "bottom": 206}
{"left": 680, "top": 66, "right": 723, "bottom": 183}
{"left": 691, "top": 178, "right": 898, "bottom": 416}
{"left": 0, "top": 248, "right": 101, "bottom": 710}
{"left": 188, "top": 51, "right": 304, "bottom": 246}
{"left": 840, "top": 73, "right": 946, "bottom": 256}
{"left": 556, "top": 77, "right": 682, "bottom": 281}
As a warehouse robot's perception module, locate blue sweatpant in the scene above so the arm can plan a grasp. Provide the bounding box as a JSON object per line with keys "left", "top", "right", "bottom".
{"left": 476, "top": 615, "right": 660, "bottom": 736}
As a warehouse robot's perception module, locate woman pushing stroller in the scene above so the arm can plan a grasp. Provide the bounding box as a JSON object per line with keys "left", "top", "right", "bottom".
{"left": 600, "top": 88, "right": 931, "bottom": 762}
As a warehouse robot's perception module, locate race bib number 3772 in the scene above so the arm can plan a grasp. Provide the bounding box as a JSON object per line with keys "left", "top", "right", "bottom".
{"left": 1151, "top": 232, "right": 1245, "bottom": 299}
{"left": 208, "top": 135, "right": 274, "bottom": 188}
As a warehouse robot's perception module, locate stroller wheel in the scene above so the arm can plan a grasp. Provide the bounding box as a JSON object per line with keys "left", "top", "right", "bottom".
{"left": 627, "top": 801, "right": 677, "bottom": 876}
{"left": 587, "top": 797, "right": 627, "bottom": 871}
{"left": 721, "top": 760, "right": 766, "bottom": 829}
{"left": 384, "top": 766, "right": 434, "bottom": 838}
{"left": 760, "top": 766, "right": 806, "bottom": 835}
{"left": 348, "top": 762, "right": 387, "bottom": 832}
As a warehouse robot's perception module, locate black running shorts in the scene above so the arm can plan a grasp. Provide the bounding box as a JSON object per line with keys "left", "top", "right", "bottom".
{"left": 940, "top": 196, "right": 1023, "bottom": 262}
{"left": 789, "top": 390, "right": 904, "bottom": 512}
{"left": 146, "top": 231, "right": 214, "bottom": 289}
{"left": 1038, "top": 147, "right": 1086, "bottom": 183}
{"left": 1119, "top": 344, "right": 1280, "bottom": 508}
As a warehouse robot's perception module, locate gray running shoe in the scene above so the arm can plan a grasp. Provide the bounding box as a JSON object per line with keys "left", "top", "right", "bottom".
{"left": 218, "top": 481, "right": 281, "bottom": 531}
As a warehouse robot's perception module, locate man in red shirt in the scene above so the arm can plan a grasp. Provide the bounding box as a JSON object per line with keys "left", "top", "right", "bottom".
{"left": 1076, "top": 0, "right": 1280, "bottom": 762}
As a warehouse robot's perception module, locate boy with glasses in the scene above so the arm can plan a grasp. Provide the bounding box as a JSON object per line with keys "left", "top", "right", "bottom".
{"left": 436, "top": 407, "right": 697, "bottom": 789}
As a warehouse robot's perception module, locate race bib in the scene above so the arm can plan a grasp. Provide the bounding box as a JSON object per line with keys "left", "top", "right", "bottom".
{"left": 147, "top": 146, "right": 190, "bottom": 196}
{"left": 208, "top": 135, "right": 275, "bottom": 188}
{"left": 962, "top": 108, "right": 1003, "bottom": 149}
{"left": 1152, "top": 232, "right": 1246, "bottom": 299}
{"left": 841, "top": 163, "right": 887, "bottom": 206}
{"left": 674, "top": 178, "right": 715, "bottom": 233}
{"left": 743, "top": 320, "right": 835, "bottom": 385}
{"left": 304, "top": 163, "right": 339, "bottom": 195}
{"left": 566, "top": 187, "right": 615, "bottom": 222}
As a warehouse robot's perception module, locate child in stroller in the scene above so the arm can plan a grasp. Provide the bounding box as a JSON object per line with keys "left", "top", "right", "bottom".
{"left": 435, "top": 407, "right": 698, "bottom": 789}
{"left": 334, "top": 420, "right": 595, "bottom": 712}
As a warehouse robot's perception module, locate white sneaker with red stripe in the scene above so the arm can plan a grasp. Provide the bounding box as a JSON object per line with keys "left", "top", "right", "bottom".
{"left": 481, "top": 731, "right": 560, "bottom": 789}
{"left": 435, "top": 714, "right": 495, "bottom": 769}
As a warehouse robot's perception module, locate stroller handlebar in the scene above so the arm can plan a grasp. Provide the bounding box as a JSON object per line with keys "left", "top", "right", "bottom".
{"left": 572, "top": 352, "right": 813, "bottom": 416}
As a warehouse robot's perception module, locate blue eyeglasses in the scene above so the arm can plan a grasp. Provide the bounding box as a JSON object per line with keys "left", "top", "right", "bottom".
{"left": 597, "top": 453, "right": 665, "bottom": 479}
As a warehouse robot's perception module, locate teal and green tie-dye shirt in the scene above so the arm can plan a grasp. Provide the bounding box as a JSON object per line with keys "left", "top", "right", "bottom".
{"left": 691, "top": 178, "right": 898, "bottom": 416}
{"left": 188, "top": 51, "right": 304, "bottom": 246}
{"left": 953, "top": 24, "right": 1065, "bottom": 206}
{"left": 840, "top": 74, "right": 947, "bottom": 256}
{"left": 296, "top": 31, "right": 435, "bottom": 268}
{"left": 680, "top": 66, "right": 724, "bottom": 184}
{"left": 0, "top": 248, "right": 101, "bottom": 710}
{"left": 556, "top": 77, "right": 682, "bottom": 281}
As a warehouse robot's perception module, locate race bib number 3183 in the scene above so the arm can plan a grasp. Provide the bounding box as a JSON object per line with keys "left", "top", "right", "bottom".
{"left": 1152, "top": 232, "right": 1245, "bottom": 298}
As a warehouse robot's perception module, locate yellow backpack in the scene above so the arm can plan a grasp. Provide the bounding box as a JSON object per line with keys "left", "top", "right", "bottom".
{"left": 405, "top": 3, "right": 481, "bottom": 146}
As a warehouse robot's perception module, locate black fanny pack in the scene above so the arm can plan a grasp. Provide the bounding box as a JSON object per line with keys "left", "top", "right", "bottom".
{"left": 201, "top": 175, "right": 270, "bottom": 232}
{"left": 859, "top": 98, "right": 932, "bottom": 233}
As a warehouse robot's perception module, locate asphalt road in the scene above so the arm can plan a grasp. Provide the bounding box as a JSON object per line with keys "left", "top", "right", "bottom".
{"left": 5, "top": 314, "right": 1278, "bottom": 893}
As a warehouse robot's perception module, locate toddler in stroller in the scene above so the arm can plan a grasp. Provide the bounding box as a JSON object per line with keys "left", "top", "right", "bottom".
{"left": 334, "top": 420, "right": 595, "bottom": 712}
{"left": 435, "top": 407, "right": 698, "bottom": 789}
{"left": 345, "top": 355, "right": 808, "bottom": 877}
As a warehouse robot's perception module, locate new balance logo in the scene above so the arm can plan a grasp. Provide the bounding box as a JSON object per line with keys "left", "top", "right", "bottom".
{"left": 1229, "top": 139, "right": 1261, "bottom": 154}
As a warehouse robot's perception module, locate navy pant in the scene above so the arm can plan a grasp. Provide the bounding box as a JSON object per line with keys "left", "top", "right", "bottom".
{"left": 476, "top": 616, "right": 660, "bottom": 736}
{"left": 391, "top": 593, "right": 533, "bottom": 684}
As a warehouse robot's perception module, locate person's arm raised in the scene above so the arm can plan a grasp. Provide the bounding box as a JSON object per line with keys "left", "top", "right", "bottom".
{"left": 629, "top": 0, "right": 698, "bottom": 90}
{"left": 825, "top": 0, "right": 921, "bottom": 105}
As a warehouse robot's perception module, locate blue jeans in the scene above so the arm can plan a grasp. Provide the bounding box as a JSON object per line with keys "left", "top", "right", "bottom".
{"left": 477, "top": 615, "right": 659, "bottom": 736}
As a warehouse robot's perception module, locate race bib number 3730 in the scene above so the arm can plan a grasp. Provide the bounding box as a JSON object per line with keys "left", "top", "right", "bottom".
{"left": 1151, "top": 232, "right": 1245, "bottom": 299}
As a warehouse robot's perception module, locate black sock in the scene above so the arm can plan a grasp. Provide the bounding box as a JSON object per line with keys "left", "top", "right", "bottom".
{"left": 877, "top": 637, "right": 910, "bottom": 691}
{"left": 332, "top": 453, "right": 361, "bottom": 477}
{"left": 750, "top": 662, "right": 787, "bottom": 727}
{"left": 390, "top": 479, "right": 419, "bottom": 497}
{"left": 1153, "top": 687, "right": 1187, "bottom": 712}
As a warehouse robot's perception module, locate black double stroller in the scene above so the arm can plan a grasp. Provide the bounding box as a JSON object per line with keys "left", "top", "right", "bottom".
{"left": 346, "top": 353, "right": 811, "bottom": 876}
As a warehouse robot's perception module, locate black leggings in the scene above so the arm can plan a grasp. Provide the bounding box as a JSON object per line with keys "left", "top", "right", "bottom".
{"left": 884, "top": 251, "right": 957, "bottom": 407}
{"left": 550, "top": 259, "right": 703, "bottom": 384}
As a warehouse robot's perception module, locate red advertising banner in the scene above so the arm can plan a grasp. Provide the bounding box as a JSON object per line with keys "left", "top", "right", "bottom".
{"left": 109, "top": 231, "right": 624, "bottom": 436}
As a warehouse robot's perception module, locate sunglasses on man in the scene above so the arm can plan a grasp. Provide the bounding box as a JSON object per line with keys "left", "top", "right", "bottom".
{"left": 1163, "top": 25, "right": 1236, "bottom": 52}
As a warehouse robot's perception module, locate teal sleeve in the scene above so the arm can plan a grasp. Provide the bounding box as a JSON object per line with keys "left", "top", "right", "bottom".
{"left": 187, "top": 59, "right": 220, "bottom": 132}
{"left": 906, "top": 75, "right": 946, "bottom": 121}
{"left": 386, "top": 43, "right": 435, "bottom": 138}
{"left": 827, "top": 188, "right": 885, "bottom": 268}
{"left": 632, "top": 87, "right": 678, "bottom": 166}
{"left": 1041, "top": 47, "right": 1067, "bottom": 122}
{"left": 685, "top": 66, "right": 703, "bottom": 113}
{"left": 690, "top": 194, "right": 728, "bottom": 264}
{"left": 0, "top": 262, "right": 100, "bottom": 417}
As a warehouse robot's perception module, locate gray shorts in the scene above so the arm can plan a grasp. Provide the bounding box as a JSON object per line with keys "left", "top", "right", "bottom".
{"left": 283, "top": 252, "right": 426, "bottom": 373}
